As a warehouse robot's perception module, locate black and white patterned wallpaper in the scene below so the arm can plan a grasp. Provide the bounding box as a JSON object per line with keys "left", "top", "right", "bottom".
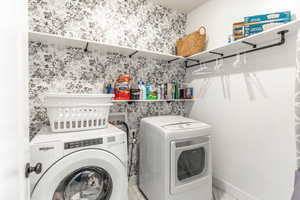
{"left": 29, "top": 0, "right": 186, "bottom": 55}
{"left": 29, "top": 0, "right": 187, "bottom": 176}
{"left": 29, "top": 43, "right": 186, "bottom": 136}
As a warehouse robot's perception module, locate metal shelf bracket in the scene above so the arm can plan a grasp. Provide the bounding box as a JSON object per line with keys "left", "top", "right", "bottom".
{"left": 242, "top": 41, "right": 257, "bottom": 48}
{"left": 168, "top": 58, "right": 180, "bottom": 63}
{"left": 209, "top": 51, "right": 224, "bottom": 57}
{"left": 84, "top": 42, "right": 89, "bottom": 52}
{"left": 129, "top": 51, "right": 139, "bottom": 58}
{"left": 187, "top": 58, "right": 200, "bottom": 63}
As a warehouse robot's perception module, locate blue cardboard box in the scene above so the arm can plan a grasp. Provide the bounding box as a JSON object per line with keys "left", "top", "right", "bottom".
{"left": 244, "top": 18, "right": 291, "bottom": 36}
{"left": 244, "top": 11, "right": 291, "bottom": 24}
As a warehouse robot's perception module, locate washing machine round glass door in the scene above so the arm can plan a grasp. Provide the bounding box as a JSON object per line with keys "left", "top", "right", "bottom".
{"left": 53, "top": 166, "right": 112, "bottom": 200}
{"left": 31, "top": 149, "right": 127, "bottom": 200}
{"left": 170, "top": 136, "right": 211, "bottom": 194}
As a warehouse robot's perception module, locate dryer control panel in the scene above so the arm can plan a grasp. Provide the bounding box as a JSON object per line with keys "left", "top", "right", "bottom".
{"left": 162, "top": 122, "right": 208, "bottom": 130}
{"left": 64, "top": 138, "right": 103, "bottom": 149}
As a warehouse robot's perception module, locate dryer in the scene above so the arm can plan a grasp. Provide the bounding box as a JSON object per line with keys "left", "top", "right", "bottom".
{"left": 30, "top": 125, "right": 128, "bottom": 200}
{"left": 139, "top": 115, "right": 212, "bottom": 200}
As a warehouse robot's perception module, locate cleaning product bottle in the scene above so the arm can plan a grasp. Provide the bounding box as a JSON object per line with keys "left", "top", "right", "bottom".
{"left": 146, "top": 84, "right": 151, "bottom": 100}
{"left": 114, "top": 75, "right": 130, "bottom": 100}
{"left": 140, "top": 82, "right": 145, "bottom": 100}
{"left": 157, "top": 85, "right": 161, "bottom": 100}
{"left": 171, "top": 83, "right": 175, "bottom": 99}
{"left": 138, "top": 82, "right": 143, "bottom": 100}
{"left": 160, "top": 84, "right": 164, "bottom": 100}
{"left": 151, "top": 86, "right": 157, "bottom": 100}
{"left": 143, "top": 82, "right": 147, "bottom": 100}
{"left": 130, "top": 82, "right": 140, "bottom": 100}
{"left": 175, "top": 83, "right": 179, "bottom": 99}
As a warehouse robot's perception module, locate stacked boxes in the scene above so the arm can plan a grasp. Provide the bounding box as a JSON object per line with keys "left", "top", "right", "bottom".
{"left": 233, "top": 11, "right": 292, "bottom": 41}
{"left": 233, "top": 22, "right": 245, "bottom": 41}
{"left": 244, "top": 11, "right": 291, "bottom": 23}
{"left": 244, "top": 11, "right": 291, "bottom": 36}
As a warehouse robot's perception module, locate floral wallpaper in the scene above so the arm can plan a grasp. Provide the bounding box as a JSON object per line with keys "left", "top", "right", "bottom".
{"left": 29, "top": 0, "right": 187, "bottom": 176}
{"left": 29, "top": 0, "right": 186, "bottom": 55}
{"left": 29, "top": 43, "right": 186, "bottom": 137}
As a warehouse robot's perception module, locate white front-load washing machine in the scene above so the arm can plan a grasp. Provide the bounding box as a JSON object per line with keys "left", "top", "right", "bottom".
{"left": 30, "top": 125, "right": 128, "bottom": 200}
{"left": 139, "top": 115, "right": 212, "bottom": 200}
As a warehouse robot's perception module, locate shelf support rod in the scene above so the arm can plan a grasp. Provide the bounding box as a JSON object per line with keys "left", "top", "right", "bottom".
{"left": 186, "top": 30, "right": 288, "bottom": 69}
{"left": 184, "top": 60, "right": 189, "bottom": 68}
{"left": 167, "top": 58, "right": 180, "bottom": 63}
{"left": 84, "top": 42, "right": 89, "bottom": 52}
{"left": 129, "top": 51, "right": 138, "bottom": 58}
{"left": 186, "top": 58, "right": 200, "bottom": 63}
{"left": 242, "top": 41, "right": 257, "bottom": 48}
{"left": 209, "top": 51, "right": 224, "bottom": 57}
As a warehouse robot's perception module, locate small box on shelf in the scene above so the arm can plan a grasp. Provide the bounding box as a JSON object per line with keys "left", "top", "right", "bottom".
{"left": 244, "top": 11, "right": 291, "bottom": 24}
{"left": 232, "top": 11, "right": 292, "bottom": 40}
{"left": 244, "top": 18, "right": 291, "bottom": 37}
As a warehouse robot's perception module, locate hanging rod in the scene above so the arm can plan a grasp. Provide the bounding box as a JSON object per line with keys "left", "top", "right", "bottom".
{"left": 129, "top": 51, "right": 139, "bottom": 58}
{"left": 84, "top": 42, "right": 89, "bottom": 52}
{"left": 186, "top": 30, "right": 289, "bottom": 68}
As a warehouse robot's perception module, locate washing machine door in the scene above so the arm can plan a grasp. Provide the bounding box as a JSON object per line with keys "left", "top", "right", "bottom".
{"left": 31, "top": 149, "right": 127, "bottom": 200}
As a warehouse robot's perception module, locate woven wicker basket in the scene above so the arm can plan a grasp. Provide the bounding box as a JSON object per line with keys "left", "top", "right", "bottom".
{"left": 176, "top": 26, "right": 207, "bottom": 57}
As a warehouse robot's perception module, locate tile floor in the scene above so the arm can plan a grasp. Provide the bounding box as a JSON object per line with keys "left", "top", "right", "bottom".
{"left": 128, "top": 177, "right": 238, "bottom": 200}
{"left": 212, "top": 187, "right": 238, "bottom": 200}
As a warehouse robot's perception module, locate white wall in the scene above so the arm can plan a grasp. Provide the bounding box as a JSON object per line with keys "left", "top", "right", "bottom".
{"left": 0, "top": 0, "right": 29, "bottom": 199}
{"left": 186, "top": 1, "right": 298, "bottom": 199}
{"left": 187, "top": 0, "right": 296, "bottom": 49}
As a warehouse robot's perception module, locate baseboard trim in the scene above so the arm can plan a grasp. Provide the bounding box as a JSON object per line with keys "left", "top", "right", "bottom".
{"left": 213, "top": 177, "right": 258, "bottom": 200}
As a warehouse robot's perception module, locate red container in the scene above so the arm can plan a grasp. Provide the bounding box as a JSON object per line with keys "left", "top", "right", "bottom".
{"left": 114, "top": 75, "right": 131, "bottom": 100}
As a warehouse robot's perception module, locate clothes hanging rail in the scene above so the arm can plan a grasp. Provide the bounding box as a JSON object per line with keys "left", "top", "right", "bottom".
{"left": 185, "top": 30, "right": 288, "bottom": 69}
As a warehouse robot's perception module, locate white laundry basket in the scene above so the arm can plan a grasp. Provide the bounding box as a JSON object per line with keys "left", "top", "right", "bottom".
{"left": 44, "top": 93, "right": 114, "bottom": 132}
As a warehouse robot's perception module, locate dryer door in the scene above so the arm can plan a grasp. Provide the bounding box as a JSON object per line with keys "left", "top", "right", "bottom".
{"left": 31, "top": 149, "right": 127, "bottom": 200}
{"left": 170, "top": 136, "right": 211, "bottom": 194}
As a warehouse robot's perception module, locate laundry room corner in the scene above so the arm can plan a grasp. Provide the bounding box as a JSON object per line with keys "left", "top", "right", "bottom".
{"left": 4, "top": 0, "right": 299, "bottom": 200}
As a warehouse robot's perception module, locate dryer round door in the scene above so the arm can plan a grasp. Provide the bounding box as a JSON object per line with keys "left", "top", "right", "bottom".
{"left": 31, "top": 149, "right": 127, "bottom": 200}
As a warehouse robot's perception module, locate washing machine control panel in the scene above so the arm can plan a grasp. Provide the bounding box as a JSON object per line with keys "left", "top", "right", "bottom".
{"left": 64, "top": 138, "right": 103, "bottom": 149}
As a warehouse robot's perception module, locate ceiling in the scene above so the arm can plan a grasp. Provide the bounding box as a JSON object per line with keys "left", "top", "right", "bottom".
{"left": 150, "top": 0, "right": 208, "bottom": 13}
